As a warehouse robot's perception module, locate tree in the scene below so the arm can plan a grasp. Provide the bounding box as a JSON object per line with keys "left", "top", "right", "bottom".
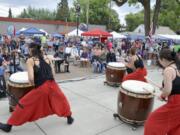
{"left": 17, "top": 6, "right": 56, "bottom": 20}
{"left": 8, "top": 8, "right": 12, "bottom": 18}
{"left": 125, "top": 11, "right": 144, "bottom": 31}
{"left": 71, "top": 0, "right": 121, "bottom": 31}
{"left": 113, "top": 0, "right": 162, "bottom": 36}
{"left": 56, "top": 0, "right": 70, "bottom": 21}
{"left": 124, "top": 0, "right": 180, "bottom": 34}
{"left": 152, "top": 0, "right": 161, "bottom": 34}
{"left": 158, "top": 0, "right": 180, "bottom": 32}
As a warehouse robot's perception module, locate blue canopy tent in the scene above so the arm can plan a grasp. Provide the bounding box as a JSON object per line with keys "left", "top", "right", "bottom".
{"left": 15, "top": 28, "right": 27, "bottom": 36}
{"left": 52, "top": 33, "right": 63, "bottom": 38}
{"left": 16, "top": 27, "right": 45, "bottom": 36}
{"left": 16, "top": 31, "right": 21, "bottom": 35}
{"left": 126, "top": 34, "right": 145, "bottom": 41}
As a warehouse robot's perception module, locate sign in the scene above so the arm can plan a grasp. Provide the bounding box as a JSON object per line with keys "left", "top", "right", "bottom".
{"left": 7, "top": 25, "right": 15, "bottom": 36}
{"left": 79, "top": 23, "right": 87, "bottom": 31}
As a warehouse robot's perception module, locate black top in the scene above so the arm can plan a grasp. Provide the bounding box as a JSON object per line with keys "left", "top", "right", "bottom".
{"left": 33, "top": 57, "right": 54, "bottom": 87}
{"left": 106, "top": 52, "right": 116, "bottom": 63}
{"left": 54, "top": 51, "right": 65, "bottom": 59}
{"left": 170, "top": 67, "right": 180, "bottom": 95}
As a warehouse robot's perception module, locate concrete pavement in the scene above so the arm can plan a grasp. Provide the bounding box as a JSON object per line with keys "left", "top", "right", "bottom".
{"left": 0, "top": 68, "right": 165, "bottom": 135}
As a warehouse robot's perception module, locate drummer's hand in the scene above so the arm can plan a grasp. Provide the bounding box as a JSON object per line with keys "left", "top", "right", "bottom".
{"left": 29, "top": 80, "right": 34, "bottom": 86}
{"left": 124, "top": 59, "right": 129, "bottom": 63}
{"left": 160, "top": 87, "right": 164, "bottom": 91}
{"left": 158, "top": 94, "right": 167, "bottom": 101}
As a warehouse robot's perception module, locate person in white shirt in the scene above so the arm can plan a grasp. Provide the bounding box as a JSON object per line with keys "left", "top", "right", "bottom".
{"left": 64, "top": 44, "right": 72, "bottom": 61}
{"left": 70, "top": 45, "right": 79, "bottom": 65}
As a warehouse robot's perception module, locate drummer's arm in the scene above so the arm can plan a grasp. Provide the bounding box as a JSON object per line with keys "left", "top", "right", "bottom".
{"left": 125, "top": 56, "right": 132, "bottom": 67}
{"left": 26, "top": 58, "right": 34, "bottom": 85}
{"left": 160, "top": 68, "right": 174, "bottom": 99}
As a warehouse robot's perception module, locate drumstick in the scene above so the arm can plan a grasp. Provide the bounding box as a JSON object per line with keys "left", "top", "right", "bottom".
{"left": 143, "top": 88, "right": 167, "bottom": 102}
{"left": 145, "top": 76, "right": 162, "bottom": 89}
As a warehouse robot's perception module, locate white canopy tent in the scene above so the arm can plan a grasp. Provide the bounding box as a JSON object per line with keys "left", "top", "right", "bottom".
{"left": 157, "top": 34, "right": 180, "bottom": 40}
{"left": 67, "top": 29, "right": 84, "bottom": 36}
{"left": 19, "top": 27, "right": 27, "bottom": 31}
{"left": 110, "top": 31, "right": 127, "bottom": 39}
{"left": 39, "top": 29, "right": 48, "bottom": 36}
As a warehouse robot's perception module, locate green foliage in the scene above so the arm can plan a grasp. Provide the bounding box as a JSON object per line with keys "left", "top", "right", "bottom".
{"left": 158, "top": 0, "right": 180, "bottom": 31}
{"left": 114, "top": 0, "right": 151, "bottom": 35}
{"left": 17, "top": 6, "right": 56, "bottom": 20}
{"left": 128, "top": 0, "right": 139, "bottom": 5}
{"left": 124, "top": 0, "right": 179, "bottom": 32}
{"left": 56, "top": 0, "right": 70, "bottom": 21}
{"left": 125, "top": 11, "right": 144, "bottom": 31}
{"left": 16, "top": 0, "right": 121, "bottom": 31}
{"left": 71, "top": 0, "right": 121, "bottom": 31}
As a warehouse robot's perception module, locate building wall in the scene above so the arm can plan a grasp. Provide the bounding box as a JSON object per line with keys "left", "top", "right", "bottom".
{"left": 0, "top": 21, "right": 106, "bottom": 35}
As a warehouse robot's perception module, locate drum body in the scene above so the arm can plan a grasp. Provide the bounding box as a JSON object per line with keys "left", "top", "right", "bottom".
{"left": 117, "top": 80, "right": 154, "bottom": 125}
{"left": 106, "top": 62, "right": 126, "bottom": 86}
{"left": 7, "top": 72, "right": 34, "bottom": 112}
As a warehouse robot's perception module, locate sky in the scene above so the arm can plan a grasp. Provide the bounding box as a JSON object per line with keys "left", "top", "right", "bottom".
{"left": 0, "top": 0, "right": 155, "bottom": 25}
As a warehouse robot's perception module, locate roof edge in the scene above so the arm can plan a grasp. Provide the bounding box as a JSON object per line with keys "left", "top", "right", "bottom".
{"left": 0, "top": 17, "right": 77, "bottom": 26}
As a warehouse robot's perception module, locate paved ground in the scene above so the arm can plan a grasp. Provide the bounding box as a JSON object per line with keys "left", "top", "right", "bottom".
{"left": 20, "top": 58, "right": 95, "bottom": 81}
{"left": 54, "top": 63, "right": 95, "bottom": 81}
{"left": 0, "top": 66, "right": 165, "bottom": 135}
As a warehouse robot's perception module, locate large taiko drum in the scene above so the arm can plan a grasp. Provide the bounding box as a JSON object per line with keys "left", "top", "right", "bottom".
{"left": 8, "top": 72, "right": 34, "bottom": 112}
{"left": 106, "top": 62, "right": 126, "bottom": 86}
{"left": 117, "top": 80, "right": 154, "bottom": 125}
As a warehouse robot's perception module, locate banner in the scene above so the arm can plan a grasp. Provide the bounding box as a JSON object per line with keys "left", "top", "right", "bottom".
{"left": 7, "top": 25, "right": 16, "bottom": 36}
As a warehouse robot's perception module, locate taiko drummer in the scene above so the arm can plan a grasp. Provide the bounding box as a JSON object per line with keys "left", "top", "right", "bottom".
{"left": 144, "top": 49, "right": 180, "bottom": 135}
{"left": 0, "top": 42, "right": 74, "bottom": 132}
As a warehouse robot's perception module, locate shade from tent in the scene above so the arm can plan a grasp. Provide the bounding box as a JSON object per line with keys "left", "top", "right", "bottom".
{"left": 81, "top": 29, "right": 112, "bottom": 37}
{"left": 19, "top": 27, "right": 45, "bottom": 36}
{"left": 67, "top": 29, "right": 84, "bottom": 36}
{"left": 110, "top": 31, "right": 126, "bottom": 39}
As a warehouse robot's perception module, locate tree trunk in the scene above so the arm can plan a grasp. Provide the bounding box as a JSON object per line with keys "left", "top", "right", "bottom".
{"left": 152, "top": 0, "right": 161, "bottom": 35}
{"left": 143, "top": 0, "right": 151, "bottom": 36}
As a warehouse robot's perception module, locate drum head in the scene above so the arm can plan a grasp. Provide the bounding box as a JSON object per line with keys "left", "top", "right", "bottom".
{"left": 9, "top": 72, "right": 29, "bottom": 84}
{"left": 108, "top": 62, "right": 125, "bottom": 68}
{"left": 121, "top": 80, "right": 154, "bottom": 94}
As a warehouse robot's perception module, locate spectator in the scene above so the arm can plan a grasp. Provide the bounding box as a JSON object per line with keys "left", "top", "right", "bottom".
{"left": 9, "top": 50, "right": 24, "bottom": 74}
{"left": 70, "top": 45, "right": 79, "bottom": 65}
{"left": 106, "top": 48, "right": 116, "bottom": 63}
{"left": 54, "top": 47, "right": 70, "bottom": 73}
{"left": 0, "top": 58, "right": 7, "bottom": 98}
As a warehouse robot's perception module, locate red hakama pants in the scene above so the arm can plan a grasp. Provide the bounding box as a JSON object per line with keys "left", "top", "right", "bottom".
{"left": 144, "top": 95, "right": 180, "bottom": 135}
{"left": 8, "top": 80, "right": 72, "bottom": 126}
